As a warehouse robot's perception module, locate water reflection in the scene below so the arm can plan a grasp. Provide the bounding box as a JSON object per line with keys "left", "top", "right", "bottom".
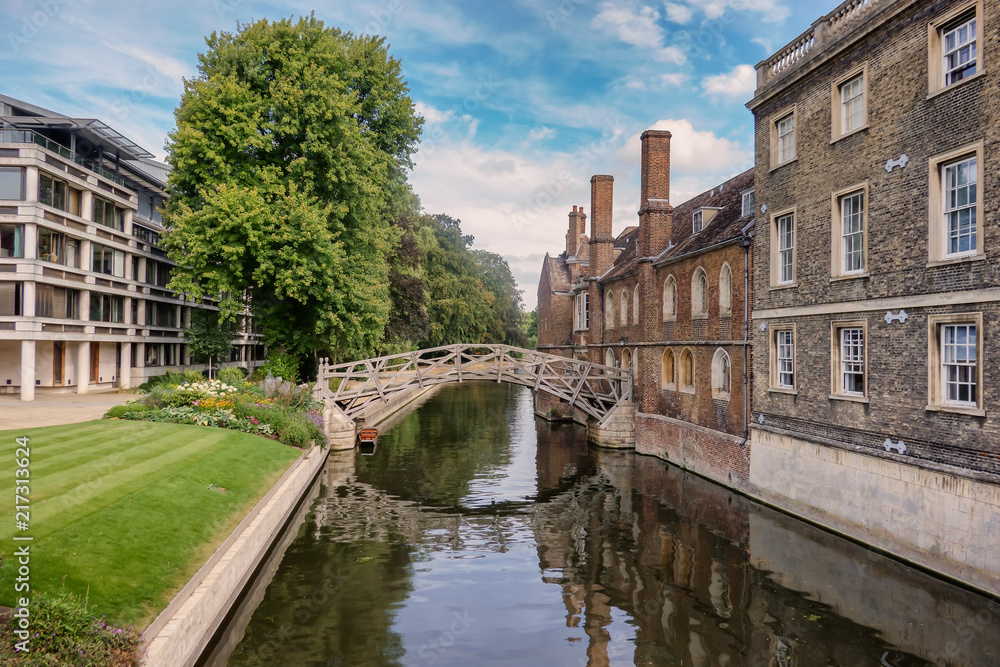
{"left": 217, "top": 383, "right": 1000, "bottom": 667}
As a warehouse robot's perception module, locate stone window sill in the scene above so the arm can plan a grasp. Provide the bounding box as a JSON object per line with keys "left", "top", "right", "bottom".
{"left": 830, "top": 272, "right": 868, "bottom": 283}
{"left": 927, "top": 70, "right": 985, "bottom": 100}
{"left": 925, "top": 403, "right": 986, "bottom": 417}
{"left": 830, "top": 123, "right": 869, "bottom": 144}
{"left": 769, "top": 386, "right": 797, "bottom": 396}
{"left": 769, "top": 282, "right": 798, "bottom": 291}
{"left": 769, "top": 156, "right": 798, "bottom": 173}
{"left": 927, "top": 254, "right": 985, "bottom": 269}
{"left": 829, "top": 393, "right": 869, "bottom": 404}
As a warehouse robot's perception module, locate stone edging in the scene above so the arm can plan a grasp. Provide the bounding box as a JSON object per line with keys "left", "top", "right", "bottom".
{"left": 140, "top": 444, "right": 328, "bottom": 667}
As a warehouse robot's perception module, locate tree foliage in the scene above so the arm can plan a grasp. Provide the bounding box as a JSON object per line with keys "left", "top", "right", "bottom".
{"left": 184, "top": 308, "right": 233, "bottom": 366}
{"left": 163, "top": 15, "right": 422, "bottom": 366}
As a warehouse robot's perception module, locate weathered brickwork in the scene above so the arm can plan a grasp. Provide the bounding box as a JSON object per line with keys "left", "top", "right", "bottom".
{"left": 750, "top": 0, "right": 1000, "bottom": 472}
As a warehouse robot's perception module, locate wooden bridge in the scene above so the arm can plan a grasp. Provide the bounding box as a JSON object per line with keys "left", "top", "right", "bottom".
{"left": 313, "top": 344, "right": 632, "bottom": 425}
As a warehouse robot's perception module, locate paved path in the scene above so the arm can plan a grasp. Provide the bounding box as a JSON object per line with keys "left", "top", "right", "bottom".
{"left": 0, "top": 390, "right": 134, "bottom": 431}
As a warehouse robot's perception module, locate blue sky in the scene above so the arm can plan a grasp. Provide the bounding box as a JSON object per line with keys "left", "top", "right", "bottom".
{"left": 1, "top": 0, "right": 840, "bottom": 308}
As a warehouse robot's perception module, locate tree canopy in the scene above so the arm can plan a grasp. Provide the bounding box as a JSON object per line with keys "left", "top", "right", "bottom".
{"left": 163, "top": 15, "right": 422, "bottom": 364}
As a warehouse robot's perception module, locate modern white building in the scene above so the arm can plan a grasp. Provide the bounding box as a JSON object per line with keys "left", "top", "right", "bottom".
{"left": 0, "top": 94, "right": 264, "bottom": 400}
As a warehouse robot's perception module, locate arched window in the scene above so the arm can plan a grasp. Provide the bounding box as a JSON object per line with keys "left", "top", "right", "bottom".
{"left": 720, "top": 263, "right": 733, "bottom": 317}
{"left": 605, "top": 291, "right": 615, "bottom": 329}
{"left": 622, "top": 348, "right": 632, "bottom": 372}
{"left": 680, "top": 349, "right": 694, "bottom": 391}
{"left": 620, "top": 288, "right": 628, "bottom": 326}
{"left": 605, "top": 348, "right": 616, "bottom": 368}
{"left": 662, "top": 349, "right": 675, "bottom": 389}
{"left": 712, "top": 348, "right": 732, "bottom": 399}
{"left": 692, "top": 268, "right": 708, "bottom": 317}
{"left": 633, "top": 285, "right": 640, "bottom": 326}
{"left": 662, "top": 276, "right": 676, "bottom": 321}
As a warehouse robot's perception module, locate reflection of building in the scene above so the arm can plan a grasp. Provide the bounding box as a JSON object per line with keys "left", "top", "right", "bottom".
{"left": 0, "top": 95, "right": 264, "bottom": 399}
{"left": 536, "top": 132, "right": 755, "bottom": 484}
{"left": 747, "top": 0, "right": 1000, "bottom": 593}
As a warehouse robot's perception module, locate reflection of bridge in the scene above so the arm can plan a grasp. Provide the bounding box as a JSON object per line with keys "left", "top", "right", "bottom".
{"left": 314, "top": 344, "right": 631, "bottom": 424}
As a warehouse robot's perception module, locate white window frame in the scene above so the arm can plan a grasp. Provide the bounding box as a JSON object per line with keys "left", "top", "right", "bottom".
{"left": 830, "top": 183, "right": 868, "bottom": 279}
{"left": 662, "top": 276, "right": 676, "bottom": 322}
{"left": 943, "top": 15, "right": 978, "bottom": 86}
{"left": 771, "top": 209, "right": 796, "bottom": 287}
{"left": 575, "top": 292, "right": 589, "bottom": 331}
{"left": 769, "top": 324, "right": 796, "bottom": 393}
{"left": 776, "top": 113, "right": 795, "bottom": 165}
{"left": 692, "top": 268, "right": 708, "bottom": 319}
{"left": 741, "top": 189, "right": 755, "bottom": 218}
{"left": 928, "top": 1, "right": 984, "bottom": 98}
{"left": 693, "top": 210, "right": 704, "bottom": 234}
{"left": 927, "top": 312, "right": 984, "bottom": 415}
{"left": 943, "top": 155, "right": 978, "bottom": 258}
{"left": 928, "top": 143, "right": 984, "bottom": 265}
{"left": 831, "top": 320, "right": 868, "bottom": 401}
{"left": 711, "top": 347, "right": 731, "bottom": 400}
{"left": 719, "top": 263, "right": 732, "bottom": 317}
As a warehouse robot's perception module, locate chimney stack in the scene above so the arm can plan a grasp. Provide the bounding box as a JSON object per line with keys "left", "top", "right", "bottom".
{"left": 565, "top": 205, "right": 587, "bottom": 257}
{"left": 589, "top": 175, "right": 614, "bottom": 278}
{"left": 638, "top": 130, "right": 674, "bottom": 258}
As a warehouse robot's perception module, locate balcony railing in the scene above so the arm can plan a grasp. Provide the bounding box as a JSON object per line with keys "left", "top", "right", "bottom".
{"left": 0, "top": 129, "right": 126, "bottom": 186}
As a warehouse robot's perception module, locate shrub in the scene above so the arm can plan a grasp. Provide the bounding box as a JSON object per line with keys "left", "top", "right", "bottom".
{"left": 218, "top": 366, "right": 248, "bottom": 385}
{"left": 0, "top": 589, "right": 141, "bottom": 666}
{"left": 105, "top": 403, "right": 152, "bottom": 419}
{"left": 257, "top": 352, "right": 300, "bottom": 384}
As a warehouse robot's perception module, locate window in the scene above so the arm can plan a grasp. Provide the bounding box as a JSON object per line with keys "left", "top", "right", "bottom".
{"left": 93, "top": 196, "right": 123, "bottom": 231}
{"left": 92, "top": 243, "right": 125, "bottom": 278}
{"left": 662, "top": 349, "right": 675, "bottom": 389}
{"left": 711, "top": 348, "right": 731, "bottom": 399}
{"left": 146, "top": 260, "right": 171, "bottom": 287}
{"left": 37, "top": 229, "right": 80, "bottom": 268}
{"left": 0, "top": 167, "right": 24, "bottom": 200}
{"left": 604, "top": 348, "right": 616, "bottom": 369}
{"left": 770, "top": 327, "right": 795, "bottom": 391}
{"left": 146, "top": 343, "right": 162, "bottom": 367}
{"left": 771, "top": 109, "right": 796, "bottom": 167}
{"left": 679, "top": 349, "right": 694, "bottom": 392}
{"left": 620, "top": 288, "right": 628, "bottom": 326}
{"left": 0, "top": 224, "right": 23, "bottom": 258}
{"left": 832, "top": 68, "right": 868, "bottom": 140}
{"left": 929, "top": 3, "right": 983, "bottom": 96}
{"left": 929, "top": 144, "right": 983, "bottom": 264}
{"left": 719, "top": 264, "right": 732, "bottom": 316}
{"left": 575, "top": 292, "right": 589, "bottom": 331}
{"left": 831, "top": 185, "right": 867, "bottom": 278}
{"left": 692, "top": 268, "right": 708, "bottom": 318}
{"left": 35, "top": 285, "right": 79, "bottom": 319}
{"left": 90, "top": 293, "right": 124, "bottom": 323}
{"left": 928, "top": 313, "right": 983, "bottom": 414}
{"left": 662, "top": 276, "right": 676, "bottom": 321}
{"left": 832, "top": 323, "right": 866, "bottom": 399}
{"left": 605, "top": 291, "right": 615, "bottom": 329}
{"left": 633, "top": 285, "right": 639, "bottom": 326}
{"left": 146, "top": 301, "right": 176, "bottom": 328}
{"left": 0, "top": 281, "right": 23, "bottom": 316}
{"left": 741, "top": 189, "right": 755, "bottom": 218}
{"left": 771, "top": 211, "right": 795, "bottom": 286}
{"left": 38, "top": 173, "right": 67, "bottom": 211}
{"left": 693, "top": 210, "right": 704, "bottom": 234}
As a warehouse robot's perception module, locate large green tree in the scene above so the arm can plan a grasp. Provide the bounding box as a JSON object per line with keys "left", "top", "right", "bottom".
{"left": 163, "top": 15, "right": 422, "bottom": 366}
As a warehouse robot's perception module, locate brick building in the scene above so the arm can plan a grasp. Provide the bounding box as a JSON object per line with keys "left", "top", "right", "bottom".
{"left": 747, "top": 0, "right": 999, "bottom": 593}
{"left": 536, "top": 131, "right": 756, "bottom": 484}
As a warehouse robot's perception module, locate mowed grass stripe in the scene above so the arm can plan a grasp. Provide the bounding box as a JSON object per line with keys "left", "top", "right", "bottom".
{"left": 0, "top": 428, "right": 237, "bottom": 538}
{"left": 0, "top": 421, "right": 303, "bottom": 627}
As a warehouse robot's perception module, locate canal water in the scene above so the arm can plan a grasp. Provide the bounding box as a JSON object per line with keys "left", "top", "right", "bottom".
{"left": 210, "top": 382, "right": 1000, "bottom": 666}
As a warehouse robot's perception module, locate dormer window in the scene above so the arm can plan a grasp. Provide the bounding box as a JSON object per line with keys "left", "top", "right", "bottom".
{"left": 693, "top": 210, "right": 704, "bottom": 234}
{"left": 741, "top": 189, "right": 755, "bottom": 217}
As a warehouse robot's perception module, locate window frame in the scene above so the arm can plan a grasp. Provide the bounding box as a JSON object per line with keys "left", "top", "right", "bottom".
{"left": 691, "top": 267, "right": 708, "bottom": 319}
{"left": 770, "top": 107, "right": 797, "bottom": 169}
{"left": 0, "top": 223, "right": 24, "bottom": 258}
{"left": 719, "top": 263, "right": 733, "bottom": 317}
{"left": 91, "top": 243, "right": 126, "bottom": 278}
{"left": 830, "top": 182, "right": 869, "bottom": 280}
{"left": 769, "top": 324, "right": 797, "bottom": 394}
{"left": 575, "top": 292, "right": 589, "bottom": 331}
{"left": 661, "top": 348, "right": 676, "bottom": 390}
{"left": 693, "top": 209, "right": 704, "bottom": 234}
{"left": 928, "top": 1, "right": 984, "bottom": 98}
{"left": 711, "top": 347, "right": 732, "bottom": 400}
{"left": 831, "top": 65, "right": 869, "bottom": 142}
{"left": 927, "top": 312, "right": 984, "bottom": 415}
{"left": 830, "top": 319, "right": 869, "bottom": 401}
{"left": 770, "top": 208, "right": 797, "bottom": 288}
{"left": 741, "top": 189, "right": 755, "bottom": 218}
{"left": 0, "top": 167, "right": 25, "bottom": 201}
{"left": 662, "top": 275, "right": 676, "bottom": 322}
{"left": 679, "top": 348, "right": 695, "bottom": 394}
{"left": 633, "top": 284, "right": 639, "bottom": 326}
{"left": 928, "top": 142, "right": 984, "bottom": 266}
{"left": 620, "top": 287, "right": 628, "bottom": 326}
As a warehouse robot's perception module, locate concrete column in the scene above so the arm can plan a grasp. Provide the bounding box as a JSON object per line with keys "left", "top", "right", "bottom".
{"left": 119, "top": 342, "right": 132, "bottom": 389}
{"left": 80, "top": 190, "right": 94, "bottom": 222}
{"left": 79, "top": 289, "right": 91, "bottom": 322}
{"left": 76, "top": 341, "right": 90, "bottom": 395}
{"left": 20, "top": 340, "right": 35, "bottom": 401}
{"left": 78, "top": 239, "right": 91, "bottom": 271}
{"left": 24, "top": 167, "right": 38, "bottom": 203}
{"left": 137, "top": 298, "right": 146, "bottom": 327}
{"left": 122, "top": 208, "right": 133, "bottom": 236}
{"left": 123, "top": 296, "right": 132, "bottom": 324}
{"left": 22, "top": 281, "right": 35, "bottom": 317}
{"left": 136, "top": 256, "right": 147, "bottom": 284}
{"left": 23, "top": 223, "right": 37, "bottom": 260}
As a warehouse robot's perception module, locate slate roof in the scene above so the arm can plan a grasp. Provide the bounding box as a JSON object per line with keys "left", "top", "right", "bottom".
{"left": 542, "top": 253, "right": 572, "bottom": 293}
{"left": 599, "top": 168, "right": 754, "bottom": 284}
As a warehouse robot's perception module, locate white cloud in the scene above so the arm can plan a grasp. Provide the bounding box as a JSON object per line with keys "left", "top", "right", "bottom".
{"left": 592, "top": 2, "right": 685, "bottom": 64}
{"left": 658, "top": 73, "right": 688, "bottom": 87}
{"left": 701, "top": 64, "right": 757, "bottom": 101}
{"left": 528, "top": 126, "right": 556, "bottom": 141}
{"left": 414, "top": 102, "right": 454, "bottom": 125}
{"left": 697, "top": 0, "right": 790, "bottom": 23}
{"left": 663, "top": 2, "right": 694, "bottom": 24}
{"left": 752, "top": 36, "right": 773, "bottom": 53}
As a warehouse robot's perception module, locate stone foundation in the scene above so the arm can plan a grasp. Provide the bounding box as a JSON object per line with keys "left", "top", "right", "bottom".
{"left": 534, "top": 390, "right": 587, "bottom": 424}
{"left": 635, "top": 413, "right": 750, "bottom": 491}
{"left": 587, "top": 402, "right": 635, "bottom": 448}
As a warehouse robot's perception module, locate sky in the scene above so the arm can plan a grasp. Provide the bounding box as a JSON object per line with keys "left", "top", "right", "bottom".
{"left": 0, "top": 0, "right": 841, "bottom": 309}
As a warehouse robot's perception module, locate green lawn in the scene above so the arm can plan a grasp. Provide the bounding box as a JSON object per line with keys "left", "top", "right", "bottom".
{"left": 0, "top": 420, "right": 302, "bottom": 627}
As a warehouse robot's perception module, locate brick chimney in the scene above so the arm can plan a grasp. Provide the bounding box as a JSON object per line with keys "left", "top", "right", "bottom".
{"left": 637, "top": 129, "right": 674, "bottom": 258}
{"left": 589, "top": 175, "right": 614, "bottom": 278}
{"left": 565, "top": 205, "right": 587, "bottom": 257}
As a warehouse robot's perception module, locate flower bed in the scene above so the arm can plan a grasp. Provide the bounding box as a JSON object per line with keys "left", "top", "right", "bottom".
{"left": 105, "top": 376, "right": 326, "bottom": 448}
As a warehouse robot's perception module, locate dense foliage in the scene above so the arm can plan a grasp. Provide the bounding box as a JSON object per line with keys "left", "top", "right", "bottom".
{"left": 0, "top": 590, "right": 141, "bottom": 667}
{"left": 163, "top": 15, "right": 422, "bottom": 365}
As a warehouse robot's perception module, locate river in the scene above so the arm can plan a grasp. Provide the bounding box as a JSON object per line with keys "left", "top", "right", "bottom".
{"left": 205, "top": 382, "right": 1000, "bottom": 666}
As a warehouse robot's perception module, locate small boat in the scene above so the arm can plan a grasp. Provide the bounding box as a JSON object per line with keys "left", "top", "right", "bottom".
{"left": 357, "top": 427, "right": 378, "bottom": 456}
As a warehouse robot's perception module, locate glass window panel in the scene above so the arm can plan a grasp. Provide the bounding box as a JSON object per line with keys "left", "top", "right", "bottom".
{"left": 0, "top": 167, "right": 23, "bottom": 200}
{"left": 0, "top": 224, "right": 23, "bottom": 258}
